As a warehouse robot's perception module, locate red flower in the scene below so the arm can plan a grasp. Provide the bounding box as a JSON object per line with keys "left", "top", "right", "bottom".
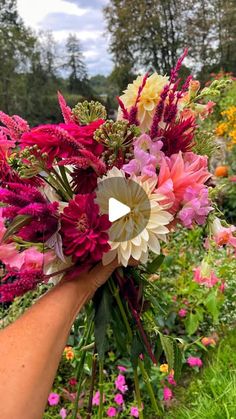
{"left": 160, "top": 117, "right": 196, "bottom": 156}
{"left": 59, "top": 120, "right": 104, "bottom": 156}
{"left": 61, "top": 194, "right": 110, "bottom": 263}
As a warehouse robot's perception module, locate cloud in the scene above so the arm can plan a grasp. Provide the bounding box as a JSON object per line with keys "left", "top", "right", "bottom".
{"left": 40, "top": 10, "right": 103, "bottom": 32}
{"left": 63, "top": 0, "right": 108, "bottom": 9}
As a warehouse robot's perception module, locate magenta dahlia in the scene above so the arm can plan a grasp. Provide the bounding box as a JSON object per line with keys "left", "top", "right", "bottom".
{"left": 61, "top": 194, "right": 110, "bottom": 263}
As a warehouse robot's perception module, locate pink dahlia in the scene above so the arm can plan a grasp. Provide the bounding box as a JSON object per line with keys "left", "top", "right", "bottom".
{"left": 61, "top": 194, "right": 110, "bottom": 262}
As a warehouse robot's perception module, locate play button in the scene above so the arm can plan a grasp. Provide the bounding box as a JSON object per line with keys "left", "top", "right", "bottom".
{"left": 108, "top": 198, "right": 131, "bottom": 222}
{"left": 95, "top": 172, "right": 151, "bottom": 242}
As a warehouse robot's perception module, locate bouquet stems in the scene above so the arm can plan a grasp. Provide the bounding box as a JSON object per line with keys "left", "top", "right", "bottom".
{"left": 133, "top": 367, "right": 144, "bottom": 419}
{"left": 109, "top": 277, "right": 163, "bottom": 417}
{"left": 98, "top": 358, "right": 104, "bottom": 419}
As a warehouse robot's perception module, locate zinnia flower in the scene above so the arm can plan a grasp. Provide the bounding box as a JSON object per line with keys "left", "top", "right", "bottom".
{"left": 187, "top": 356, "right": 203, "bottom": 368}
{"left": 48, "top": 392, "right": 60, "bottom": 406}
{"left": 201, "top": 337, "right": 216, "bottom": 346}
{"left": 159, "top": 363, "right": 169, "bottom": 373}
{"left": 118, "top": 73, "right": 169, "bottom": 132}
{"left": 61, "top": 193, "right": 110, "bottom": 263}
{"left": 96, "top": 167, "right": 173, "bottom": 267}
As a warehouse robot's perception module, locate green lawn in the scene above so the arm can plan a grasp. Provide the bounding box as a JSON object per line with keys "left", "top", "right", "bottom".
{"left": 166, "top": 329, "right": 236, "bottom": 419}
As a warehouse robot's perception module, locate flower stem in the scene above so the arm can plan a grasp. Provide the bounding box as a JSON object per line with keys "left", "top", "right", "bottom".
{"left": 98, "top": 358, "right": 104, "bottom": 419}
{"left": 133, "top": 367, "right": 144, "bottom": 419}
{"left": 72, "top": 313, "right": 93, "bottom": 419}
{"left": 109, "top": 277, "right": 162, "bottom": 417}
{"left": 86, "top": 348, "right": 97, "bottom": 419}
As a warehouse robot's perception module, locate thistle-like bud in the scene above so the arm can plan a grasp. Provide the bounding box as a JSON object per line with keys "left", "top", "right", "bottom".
{"left": 8, "top": 146, "right": 47, "bottom": 178}
{"left": 72, "top": 100, "right": 107, "bottom": 125}
{"left": 94, "top": 120, "right": 140, "bottom": 150}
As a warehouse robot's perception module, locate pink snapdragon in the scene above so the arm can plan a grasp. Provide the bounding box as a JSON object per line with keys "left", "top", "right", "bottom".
{"left": 178, "top": 186, "right": 213, "bottom": 228}
{"left": 187, "top": 356, "right": 203, "bottom": 368}
{"left": 114, "top": 393, "right": 124, "bottom": 405}
{"left": 130, "top": 406, "right": 139, "bottom": 417}
{"left": 107, "top": 407, "right": 117, "bottom": 417}
{"left": 163, "top": 386, "right": 173, "bottom": 401}
{"left": 48, "top": 392, "right": 60, "bottom": 406}
{"left": 115, "top": 374, "right": 128, "bottom": 393}
{"left": 194, "top": 261, "right": 220, "bottom": 288}
{"left": 210, "top": 218, "right": 236, "bottom": 250}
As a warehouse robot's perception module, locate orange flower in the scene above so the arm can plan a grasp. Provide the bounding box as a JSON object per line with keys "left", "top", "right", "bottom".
{"left": 64, "top": 346, "right": 75, "bottom": 361}
{"left": 214, "top": 166, "right": 228, "bottom": 177}
{"left": 201, "top": 337, "right": 216, "bottom": 346}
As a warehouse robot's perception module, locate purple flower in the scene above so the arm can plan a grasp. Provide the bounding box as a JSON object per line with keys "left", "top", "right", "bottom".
{"left": 107, "top": 406, "right": 117, "bottom": 417}
{"left": 59, "top": 407, "right": 67, "bottom": 419}
{"left": 187, "top": 356, "right": 203, "bottom": 368}
{"left": 48, "top": 392, "right": 60, "bottom": 406}
{"left": 114, "top": 393, "right": 124, "bottom": 405}
{"left": 130, "top": 406, "right": 139, "bottom": 417}
{"left": 92, "top": 391, "right": 100, "bottom": 406}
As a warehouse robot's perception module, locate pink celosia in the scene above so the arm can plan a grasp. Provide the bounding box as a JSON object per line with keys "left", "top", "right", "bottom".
{"left": 0, "top": 269, "right": 44, "bottom": 302}
{"left": 48, "top": 392, "right": 60, "bottom": 406}
{"left": 58, "top": 91, "right": 74, "bottom": 124}
{"left": 114, "top": 393, "right": 124, "bottom": 405}
{"left": 194, "top": 261, "right": 220, "bottom": 288}
{"left": 178, "top": 308, "right": 187, "bottom": 318}
{"left": 130, "top": 406, "right": 139, "bottom": 417}
{"left": 107, "top": 407, "right": 117, "bottom": 417}
{"left": 187, "top": 356, "right": 203, "bottom": 368}
{"left": 157, "top": 152, "right": 211, "bottom": 213}
{"left": 178, "top": 186, "right": 213, "bottom": 228}
{"left": 115, "top": 374, "right": 128, "bottom": 393}
{"left": 0, "top": 111, "right": 29, "bottom": 140}
{"left": 210, "top": 218, "right": 236, "bottom": 250}
{"left": 59, "top": 408, "right": 67, "bottom": 419}
{"left": 163, "top": 386, "right": 173, "bottom": 401}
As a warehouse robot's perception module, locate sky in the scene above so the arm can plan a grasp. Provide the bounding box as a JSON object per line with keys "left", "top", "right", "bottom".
{"left": 17, "top": 0, "right": 112, "bottom": 76}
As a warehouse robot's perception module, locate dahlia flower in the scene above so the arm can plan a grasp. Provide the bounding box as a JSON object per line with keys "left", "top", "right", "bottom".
{"left": 157, "top": 152, "right": 211, "bottom": 213}
{"left": 96, "top": 167, "right": 173, "bottom": 267}
{"left": 210, "top": 217, "right": 236, "bottom": 249}
{"left": 118, "top": 73, "right": 169, "bottom": 132}
{"left": 61, "top": 194, "right": 110, "bottom": 263}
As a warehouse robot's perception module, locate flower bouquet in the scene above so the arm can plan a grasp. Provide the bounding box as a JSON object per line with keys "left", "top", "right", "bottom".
{"left": 0, "top": 50, "right": 233, "bottom": 417}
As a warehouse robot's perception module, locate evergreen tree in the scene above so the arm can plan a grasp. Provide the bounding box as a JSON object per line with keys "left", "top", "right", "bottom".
{"left": 65, "top": 34, "right": 89, "bottom": 95}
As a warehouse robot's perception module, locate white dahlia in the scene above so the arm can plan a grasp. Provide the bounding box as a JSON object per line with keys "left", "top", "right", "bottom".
{"left": 96, "top": 167, "right": 173, "bottom": 267}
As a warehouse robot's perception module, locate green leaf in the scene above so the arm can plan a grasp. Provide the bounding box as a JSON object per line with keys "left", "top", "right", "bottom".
{"left": 146, "top": 254, "right": 165, "bottom": 274}
{"left": 3, "top": 215, "right": 32, "bottom": 241}
{"left": 173, "top": 341, "right": 182, "bottom": 381}
{"left": 205, "top": 291, "right": 219, "bottom": 323}
{"left": 154, "top": 334, "right": 163, "bottom": 364}
{"left": 186, "top": 312, "right": 199, "bottom": 335}
{"left": 160, "top": 334, "right": 174, "bottom": 371}
{"left": 94, "top": 286, "right": 112, "bottom": 359}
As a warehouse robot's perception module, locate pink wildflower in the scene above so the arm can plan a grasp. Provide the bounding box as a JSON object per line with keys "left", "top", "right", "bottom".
{"left": 194, "top": 261, "right": 220, "bottom": 288}
{"left": 117, "top": 365, "right": 127, "bottom": 372}
{"left": 130, "top": 406, "right": 139, "bottom": 417}
{"left": 178, "top": 308, "right": 187, "bottom": 318}
{"left": 92, "top": 391, "right": 100, "bottom": 406}
{"left": 114, "top": 393, "right": 124, "bottom": 405}
{"left": 107, "top": 407, "right": 117, "bottom": 417}
{"left": 167, "top": 374, "right": 176, "bottom": 386}
{"left": 187, "top": 356, "right": 203, "bottom": 368}
{"left": 48, "top": 392, "right": 60, "bottom": 406}
{"left": 69, "top": 378, "right": 77, "bottom": 386}
{"left": 163, "top": 386, "right": 173, "bottom": 401}
{"left": 59, "top": 408, "right": 67, "bottom": 419}
{"left": 210, "top": 218, "right": 236, "bottom": 250}
{"left": 115, "top": 374, "right": 128, "bottom": 393}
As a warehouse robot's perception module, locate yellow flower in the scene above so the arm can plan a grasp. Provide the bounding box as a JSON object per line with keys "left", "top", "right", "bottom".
{"left": 160, "top": 363, "right": 169, "bottom": 373}
{"left": 118, "top": 73, "right": 169, "bottom": 132}
{"left": 64, "top": 346, "right": 75, "bottom": 361}
{"left": 215, "top": 122, "right": 228, "bottom": 136}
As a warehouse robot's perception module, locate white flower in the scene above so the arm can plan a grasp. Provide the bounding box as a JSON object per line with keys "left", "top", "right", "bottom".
{"left": 96, "top": 167, "right": 173, "bottom": 267}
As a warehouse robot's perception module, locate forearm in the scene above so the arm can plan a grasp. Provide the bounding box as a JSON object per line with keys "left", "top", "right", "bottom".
{"left": 0, "top": 278, "right": 92, "bottom": 419}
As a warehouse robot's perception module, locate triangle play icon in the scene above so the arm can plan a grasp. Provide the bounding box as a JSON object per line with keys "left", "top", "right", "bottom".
{"left": 108, "top": 197, "right": 131, "bottom": 223}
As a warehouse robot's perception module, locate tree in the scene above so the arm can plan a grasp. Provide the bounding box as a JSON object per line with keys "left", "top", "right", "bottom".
{"left": 65, "top": 34, "right": 89, "bottom": 95}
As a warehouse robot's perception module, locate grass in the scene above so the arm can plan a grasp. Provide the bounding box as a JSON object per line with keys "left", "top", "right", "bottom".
{"left": 166, "top": 329, "right": 236, "bottom": 419}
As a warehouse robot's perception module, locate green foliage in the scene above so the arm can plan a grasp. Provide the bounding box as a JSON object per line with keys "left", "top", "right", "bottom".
{"left": 94, "top": 285, "right": 112, "bottom": 359}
